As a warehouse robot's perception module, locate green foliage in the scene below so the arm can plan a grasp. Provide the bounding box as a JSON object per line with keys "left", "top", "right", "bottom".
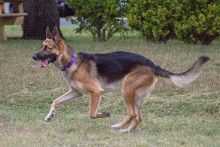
{"left": 127, "top": 0, "right": 178, "bottom": 43}
{"left": 67, "top": 0, "right": 127, "bottom": 41}
{"left": 174, "top": 0, "right": 220, "bottom": 44}
{"left": 128, "top": 0, "right": 220, "bottom": 44}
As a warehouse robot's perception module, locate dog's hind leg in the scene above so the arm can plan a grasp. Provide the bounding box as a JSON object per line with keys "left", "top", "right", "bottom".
{"left": 111, "top": 91, "right": 137, "bottom": 129}
{"left": 120, "top": 80, "right": 157, "bottom": 133}
{"left": 111, "top": 66, "right": 157, "bottom": 132}
{"left": 44, "top": 89, "right": 82, "bottom": 122}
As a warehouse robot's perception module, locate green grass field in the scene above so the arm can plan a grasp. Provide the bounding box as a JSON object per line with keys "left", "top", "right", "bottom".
{"left": 0, "top": 26, "right": 220, "bottom": 146}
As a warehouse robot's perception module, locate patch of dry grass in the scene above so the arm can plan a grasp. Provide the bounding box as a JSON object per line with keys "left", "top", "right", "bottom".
{"left": 0, "top": 26, "right": 220, "bottom": 146}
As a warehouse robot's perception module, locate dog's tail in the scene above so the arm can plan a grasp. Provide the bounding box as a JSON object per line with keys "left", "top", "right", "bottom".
{"left": 153, "top": 56, "right": 209, "bottom": 88}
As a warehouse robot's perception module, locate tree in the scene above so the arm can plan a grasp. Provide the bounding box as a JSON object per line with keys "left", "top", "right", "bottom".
{"left": 67, "top": 0, "right": 127, "bottom": 41}
{"left": 22, "top": 0, "right": 62, "bottom": 39}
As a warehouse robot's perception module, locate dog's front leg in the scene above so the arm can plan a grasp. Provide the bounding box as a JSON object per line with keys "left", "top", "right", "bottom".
{"left": 89, "top": 91, "right": 111, "bottom": 119}
{"left": 44, "top": 89, "right": 82, "bottom": 122}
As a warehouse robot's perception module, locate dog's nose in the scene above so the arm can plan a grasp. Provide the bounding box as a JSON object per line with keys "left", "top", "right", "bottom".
{"left": 32, "top": 53, "right": 38, "bottom": 61}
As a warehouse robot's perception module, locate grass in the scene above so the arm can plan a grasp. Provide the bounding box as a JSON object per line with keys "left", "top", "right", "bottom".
{"left": 0, "top": 25, "right": 220, "bottom": 146}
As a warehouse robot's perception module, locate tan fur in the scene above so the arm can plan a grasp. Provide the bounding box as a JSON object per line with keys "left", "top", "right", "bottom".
{"left": 111, "top": 66, "right": 157, "bottom": 132}
{"left": 42, "top": 34, "right": 159, "bottom": 132}
{"left": 170, "top": 58, "right": 206, "bottom": 88}
{"left": 41, "top": 27, "right": 207, "bottom": 133}
{"left": 71, "top": 62, "right": 105, "bottom": 118}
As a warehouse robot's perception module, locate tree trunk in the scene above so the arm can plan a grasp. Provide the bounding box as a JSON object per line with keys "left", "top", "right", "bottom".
{"left": 96, "top": 28, "right": 106, "bottom": 42}
{"left": 22, "top": 0, "right": 62, "bottom": 39}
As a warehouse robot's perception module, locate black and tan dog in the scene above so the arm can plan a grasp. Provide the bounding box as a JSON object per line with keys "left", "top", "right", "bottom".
{"left": 32, "top": 27, "right": 209, "bottom": 133}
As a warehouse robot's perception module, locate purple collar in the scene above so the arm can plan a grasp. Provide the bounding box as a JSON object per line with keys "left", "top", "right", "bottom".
{"left": 61, "top": 53, "right": 77, "bottom": 71}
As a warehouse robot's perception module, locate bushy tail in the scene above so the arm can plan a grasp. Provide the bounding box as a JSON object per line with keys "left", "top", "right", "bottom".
{"left": 153, "top": 56, "right": 209, "bottom": 88}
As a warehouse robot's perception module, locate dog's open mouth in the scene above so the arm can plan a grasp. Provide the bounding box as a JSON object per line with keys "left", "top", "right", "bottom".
{"left": 33, "top": 52, "right": 57, "bottom": 68}
{"left": 39, "top": 55, "right": 57, "bottom": 67}
{"left": 40, "top": 58, "right": 50, "bottom": 67}
{"left": 38, "top": 54, "right": 57, "bottom": 68}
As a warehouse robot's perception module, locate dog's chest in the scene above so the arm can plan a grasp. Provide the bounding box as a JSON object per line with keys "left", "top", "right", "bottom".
{"left": 62, "top": 71, "right": 85, "bottom": 93}
{"left": 62, "top": 70, "right": 122, "bottom": 94}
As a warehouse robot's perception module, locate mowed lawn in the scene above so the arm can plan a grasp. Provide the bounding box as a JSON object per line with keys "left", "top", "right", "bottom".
{"left": 0, "top": 26, "right": 220, "bottom": 146}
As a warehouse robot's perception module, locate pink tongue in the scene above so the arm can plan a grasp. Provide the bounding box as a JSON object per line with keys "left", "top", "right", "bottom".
{"left": 40, "top": 60, "right": 49, "bottom": 67}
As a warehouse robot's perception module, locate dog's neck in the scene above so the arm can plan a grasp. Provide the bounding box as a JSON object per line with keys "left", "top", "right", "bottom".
{"left": 62, "top": 45, "right": 72, "bottom": 65}
{"left": 54, "top": 43, "right": 78, "bottom": 71}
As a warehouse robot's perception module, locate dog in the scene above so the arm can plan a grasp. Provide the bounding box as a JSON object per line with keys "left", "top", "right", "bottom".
{"left": 32, "top": 27, "right": 209, "bottom": 133}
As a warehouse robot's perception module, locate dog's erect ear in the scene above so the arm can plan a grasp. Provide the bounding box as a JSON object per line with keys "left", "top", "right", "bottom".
{"left": 52, "top": 26, "right": 61, "bottom": 43}
{"left": 46, "top": 26, "right": 53, "bottom": 39}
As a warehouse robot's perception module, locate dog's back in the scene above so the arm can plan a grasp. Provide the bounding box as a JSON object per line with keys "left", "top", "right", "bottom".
{"left": 79, "top": 51, "right": 158, "bottom": 83}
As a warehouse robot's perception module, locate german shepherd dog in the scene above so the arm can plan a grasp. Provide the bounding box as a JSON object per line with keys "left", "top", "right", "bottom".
{"left": 32, "top": 27, "right": 209, "bottom": 133}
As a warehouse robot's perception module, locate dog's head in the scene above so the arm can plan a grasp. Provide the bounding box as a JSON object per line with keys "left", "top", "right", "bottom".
{"left": 32, "top": 27, "right": 64, "bottom": 67}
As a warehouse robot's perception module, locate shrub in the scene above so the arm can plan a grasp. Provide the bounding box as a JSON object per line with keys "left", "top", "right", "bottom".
{"left": 174, "top": 0, "right": 220, "bottom": 44}
{"left": 67, "top": 0, "right": 127, "bottom": 41}
{"left": 128, "top": 0, "right": 220, "bottom": 44}
{"left": 127, "top": 0, "right": 179, "bottom": 43}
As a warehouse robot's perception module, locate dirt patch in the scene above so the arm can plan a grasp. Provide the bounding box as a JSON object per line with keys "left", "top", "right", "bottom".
{"left": 0, "top": 122, "right": 42, "bottom": 134}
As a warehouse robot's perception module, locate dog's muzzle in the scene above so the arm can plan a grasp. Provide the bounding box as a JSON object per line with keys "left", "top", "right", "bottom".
{"left": 32, "top": 53, "right": 39, "bottom": 61}
{"left": 32, "top": 52, "right": 57, "bottom": 68}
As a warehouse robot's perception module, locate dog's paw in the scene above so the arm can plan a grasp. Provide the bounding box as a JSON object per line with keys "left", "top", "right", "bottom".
{"left": 111, "top": 123, "right": 122, "bottom": 130}
{"left": 119, "top": 129, "right": 131, "bottom": 133}
{"left": 102, "top": 111, "right": 111, "bottom": 117}
{"left": 44, "top": 114, "right": 54, "bottom": 122}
